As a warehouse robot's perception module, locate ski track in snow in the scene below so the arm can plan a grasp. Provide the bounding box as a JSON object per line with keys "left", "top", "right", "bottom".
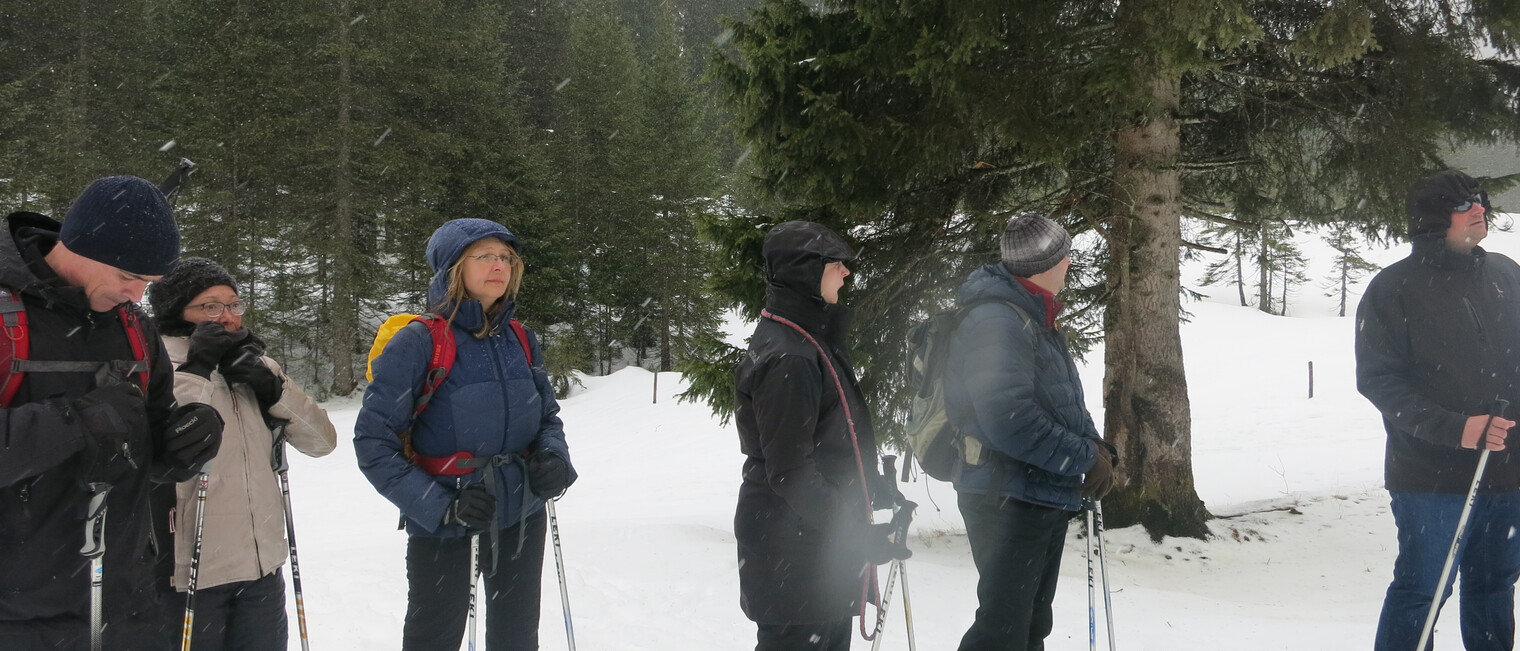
{"left": 280, "top": 221, "right": 1519, "bottom": 649}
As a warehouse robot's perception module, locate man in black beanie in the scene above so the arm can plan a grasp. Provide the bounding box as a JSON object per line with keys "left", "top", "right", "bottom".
{"left": 946, "top": 212, "right": 1112, "bottom": 651}
{"left": 1359, "top": 170, "right": 1520, "bottom": 650}
{"left": 0, "top": 176, "right": 224, "bottom": 650}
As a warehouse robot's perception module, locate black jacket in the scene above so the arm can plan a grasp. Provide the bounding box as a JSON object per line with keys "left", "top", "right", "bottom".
{"left": 1356, "top": 236, "right": 1520, "bottom": 493}
{"left": 733, "top": 286, "right": 885, "bottom": 624}
{"left": 0, "top": 213, "right": 186, "bottom": 642}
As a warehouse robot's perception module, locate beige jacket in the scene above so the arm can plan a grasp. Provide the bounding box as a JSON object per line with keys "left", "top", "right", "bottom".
{"left": 164, "top": 336, "right": 337, "bottom": 590}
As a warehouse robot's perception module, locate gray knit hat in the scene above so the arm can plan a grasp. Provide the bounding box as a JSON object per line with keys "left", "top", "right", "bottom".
{"left": 1000, "top": 212, "right": 1071, "bottom": 277}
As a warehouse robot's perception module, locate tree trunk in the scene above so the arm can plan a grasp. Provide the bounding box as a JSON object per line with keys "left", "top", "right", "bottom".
{"left": 328, "top": 0, "right": 358, "bottom": 395}
{"left": 1100, "top": 54, "right": 1210, "bottom": 541}
{"left": 1233, "top": 233, "right": 1246, "bottom": 307}
{"left": 1257, "top": 223, "right": 1271, "bottom": 313}
{"left": 1339, "top": 259, "right": 1350, "bottom": 317}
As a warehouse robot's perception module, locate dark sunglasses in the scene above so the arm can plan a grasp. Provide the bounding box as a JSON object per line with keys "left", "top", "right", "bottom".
{"left": 1454, "top": 191, "right": 1489, "bottom": 213}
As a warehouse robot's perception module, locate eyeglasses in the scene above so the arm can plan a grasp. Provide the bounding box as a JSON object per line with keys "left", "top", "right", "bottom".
{"left": 187, "top": 300, "right": 248, "bottom": 318}
{"left": 464, "top": 253, "right": 521, "bottom": 266}
{"left": 1455, "top": 192, "right": 1488, "bottom": 213}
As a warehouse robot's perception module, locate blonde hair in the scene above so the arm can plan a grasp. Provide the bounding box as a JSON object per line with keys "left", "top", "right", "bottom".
{"left": 438, "top": 241, "right": 524, "bottom": 339}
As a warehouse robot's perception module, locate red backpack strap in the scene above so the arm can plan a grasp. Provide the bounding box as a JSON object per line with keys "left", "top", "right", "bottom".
{"left": 116, "top": 306, "right": 151, "bottom": 393}
{"left": 412, "top": 314, "right": 457, "bottom": 417}
{"left": 0, "top": 290, "right": 26, "bottom": 409}
{"left": 508, "top": 319, "right": 532, "bottom": 366}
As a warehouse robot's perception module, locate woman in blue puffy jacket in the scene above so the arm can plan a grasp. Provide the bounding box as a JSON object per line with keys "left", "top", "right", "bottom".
{"left": 355, "top": 218, "right": 575, "bottom": 650}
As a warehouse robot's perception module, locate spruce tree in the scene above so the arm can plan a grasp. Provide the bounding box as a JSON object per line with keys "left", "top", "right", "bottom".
{"left": 711, "top": 0, "right": 1520, "bottom": 539}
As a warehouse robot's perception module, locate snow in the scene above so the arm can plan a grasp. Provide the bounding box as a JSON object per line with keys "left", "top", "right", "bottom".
{"left": 279, "top": 219, "right": 1517, "bottom": 649}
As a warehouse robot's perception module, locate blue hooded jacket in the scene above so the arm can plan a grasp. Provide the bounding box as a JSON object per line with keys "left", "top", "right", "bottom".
{"left": 945, "top": 263, "right": 1100, "bottom": 511}
{"left": 354, "top": 218, "right": 573, "bottom": 537}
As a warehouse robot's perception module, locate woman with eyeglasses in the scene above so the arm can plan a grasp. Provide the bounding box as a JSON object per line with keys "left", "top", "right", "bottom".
{"left": 355, "top": 218, "right": 575, "bottom": 650}
{"left": 144, "top": 257, "right": 338, "bottom": 649}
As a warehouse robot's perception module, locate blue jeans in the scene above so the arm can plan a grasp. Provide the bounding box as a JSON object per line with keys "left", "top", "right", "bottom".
{"left": 1375, "top": 491, "right": 1520, "bottom": 651}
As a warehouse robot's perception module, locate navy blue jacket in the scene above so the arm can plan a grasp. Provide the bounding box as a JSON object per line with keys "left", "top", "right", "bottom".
{"left": 354, "top": 223, "right": 571, "bottom": 538}
{"left": 945, "top": 264, "right": 1100, "bottom": 511}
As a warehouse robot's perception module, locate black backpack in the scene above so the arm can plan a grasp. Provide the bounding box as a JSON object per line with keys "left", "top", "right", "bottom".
{"left": 903, "top": 298, "right": 1035, "bottom": 480}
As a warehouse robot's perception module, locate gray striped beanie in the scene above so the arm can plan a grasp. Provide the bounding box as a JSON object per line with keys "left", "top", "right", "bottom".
{"left": 1000, "top": 212, "right": 1071, "bottom": 277}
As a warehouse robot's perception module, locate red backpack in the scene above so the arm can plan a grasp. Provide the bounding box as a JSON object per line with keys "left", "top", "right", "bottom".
{"left": 365, "top": 313, "right": 532, "bottom": 475}
{"left": 0, "top": 288, "right": 151, "bottom": 407}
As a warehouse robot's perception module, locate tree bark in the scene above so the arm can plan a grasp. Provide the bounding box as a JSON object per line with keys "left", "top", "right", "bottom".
{"left": 328, "top": 0, "right": 358, "bottom": 395}
{"left": 1101, "top": 50, "right": 1211, "bottom": 541}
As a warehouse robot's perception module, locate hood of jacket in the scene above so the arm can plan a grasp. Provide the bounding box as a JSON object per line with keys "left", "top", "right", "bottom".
{"left": 0, "top": 212, "right": 97, "bottom": 312}
{"left": 425, "top": 218, "right": 520, "bottom": 332}
{"left": 424, "top": 218, "right": 520, "bottom": 307}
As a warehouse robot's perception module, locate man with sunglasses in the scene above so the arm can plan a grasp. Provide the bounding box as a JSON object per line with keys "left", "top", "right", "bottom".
{"left": 1357, "top": 170, "right": 1520, "bottom": 650}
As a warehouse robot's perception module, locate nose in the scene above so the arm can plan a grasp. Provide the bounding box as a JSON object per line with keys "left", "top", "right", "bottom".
{"left": 841, "top": 263, "right": 851, "bottom": 277}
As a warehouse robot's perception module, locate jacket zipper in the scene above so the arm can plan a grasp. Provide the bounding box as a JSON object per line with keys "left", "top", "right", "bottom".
{"left": 1464, "top": 296, "right": 1491, "bottom": 350}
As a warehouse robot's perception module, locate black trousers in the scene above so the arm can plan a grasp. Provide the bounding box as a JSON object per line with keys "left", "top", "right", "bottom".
{"left": 756, "top": 617, "right": 853, "bottom": 651}
{"left": 403, "top": 510, "right": 547, "bottom": 651}
{"left": 158, "top": 568, "right": 290, "bottom": 651}
{"left": 956, "top": 492, "right": 1071, "bottom": 651}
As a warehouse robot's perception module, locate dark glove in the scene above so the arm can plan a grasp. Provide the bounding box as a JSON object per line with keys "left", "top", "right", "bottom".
{"left": 526, "top": 450, "right": 573, "bottom": 498}
{"left": 218, "top": 344, "right": 283, "bottom": 411}
{"left": 444, "top": 484, "right": 496, "bottom": 530}
{"left": 163, "top": 403, "right": 224, "bottom": 471}
{"left": 178, "top": 322, "right": 248, "bottom": 379}
{"left": 1082, "top": 441, "right": 1115, "bottom": 500}
{"left": 72, "top": 381, "right": 149, "bottom": 469}
{"left": 861, "top": 523, "right": 912, "bottom": 565}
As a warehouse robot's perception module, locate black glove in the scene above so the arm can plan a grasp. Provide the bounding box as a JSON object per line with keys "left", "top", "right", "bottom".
{"left": 1082, "top": 442, "right": 1115, "bottom": 500}
{"left": 178, "top": 322, "right": 248, "bottom": 379}
{"left": 71, "top": 381, "right": 149, "bottom": 469}
{"left": 444, "top": 484, "right": 496, "bottom": 530}
{"left": 526, "top": 450, "right": 573, "bottom": 498}
{"left": 861, "top": 523, "right": 912, "bottom": 565}
{"left": 218, "top": 344, "right": 283, "bottom": 411}
{"left": 163, "top": 403, "right": 224, "bottom": 471}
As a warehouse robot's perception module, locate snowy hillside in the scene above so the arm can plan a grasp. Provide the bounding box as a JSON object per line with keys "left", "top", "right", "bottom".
{"left": 279, "top": 219, "right": 1517, "bottom": 650}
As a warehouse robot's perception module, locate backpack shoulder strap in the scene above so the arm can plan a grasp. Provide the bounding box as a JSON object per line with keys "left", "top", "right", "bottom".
{"left": 508, "top": 319, "right": 533, "bottom": 367}
{"left": 116, "top": 305, "right": 151, "bottom": 393}
{"left": 412, "top": 314, "right": 457, "bottom": 417}
{"left": 0, "top": 289, "right": 26, "bottom": 409}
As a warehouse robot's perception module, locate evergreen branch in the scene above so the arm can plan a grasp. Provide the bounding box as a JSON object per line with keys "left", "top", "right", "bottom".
{"left": 1185, "top": 207, "right": 1256, "bottom": 229}
{"left": 1183, "top": 239, "right": 1229, "bottom": 254}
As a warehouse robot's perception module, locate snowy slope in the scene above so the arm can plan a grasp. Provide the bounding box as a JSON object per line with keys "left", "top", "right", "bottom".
{"left": 277, "top": 220, "right": 1517, "bottom": 650}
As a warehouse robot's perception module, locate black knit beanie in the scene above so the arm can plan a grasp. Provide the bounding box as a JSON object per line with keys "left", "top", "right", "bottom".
{"left": 147, "top": 257, "right": 239, "bottom": 336}
{"left": 60, "top": 176, "right": 180, "bottom": 276}
{"left": 1407, "top": 170, "right": 1489, "bottom": 239}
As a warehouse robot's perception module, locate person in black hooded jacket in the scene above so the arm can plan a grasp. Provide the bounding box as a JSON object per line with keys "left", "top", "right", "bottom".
{"left": 0, "top": 176, "right": 223, "bottom": 650}
{"left": 733, "top": 220, "right": 910, "bottom": 651}
{"left": 1358, "top": 170, "right": 1520, "bottom": 651}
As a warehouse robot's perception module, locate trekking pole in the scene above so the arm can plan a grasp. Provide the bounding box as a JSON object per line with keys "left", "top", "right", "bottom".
{"left": 270, "top": 427, "right": 311, "bottom": 651}
{"left": 870, "top": 455, "right": 916, "bottom": 651}
{"left": 1096, "top": 500, "right": 1116, "bottom": 651}
{"left": 158, "top": 158, "right": 197, "bottom": 202}
{"left": 898, "top": 554, "right": 917, "bottom": 651}
{"left": 547, "top": 498, "right": 577, "bottom": 651}
{"left": 81, "top": 482, "right": 110, "bottom": 651}
{"left": 1416, "top": 398, "right": 1510, "bottom": 651}
{"left": 466, "top": 533, "right": 481, "bottom": 651}
{"left": 181, "top": 467, "right": 210, "bottom": 651}
{"left": 1085, "top": 501, "right": 1097, "bottom": 651}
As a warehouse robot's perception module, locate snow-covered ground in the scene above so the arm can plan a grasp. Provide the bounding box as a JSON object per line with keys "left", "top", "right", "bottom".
{"left": 278, "top": 219, "right": 1516, "bottom": 649}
